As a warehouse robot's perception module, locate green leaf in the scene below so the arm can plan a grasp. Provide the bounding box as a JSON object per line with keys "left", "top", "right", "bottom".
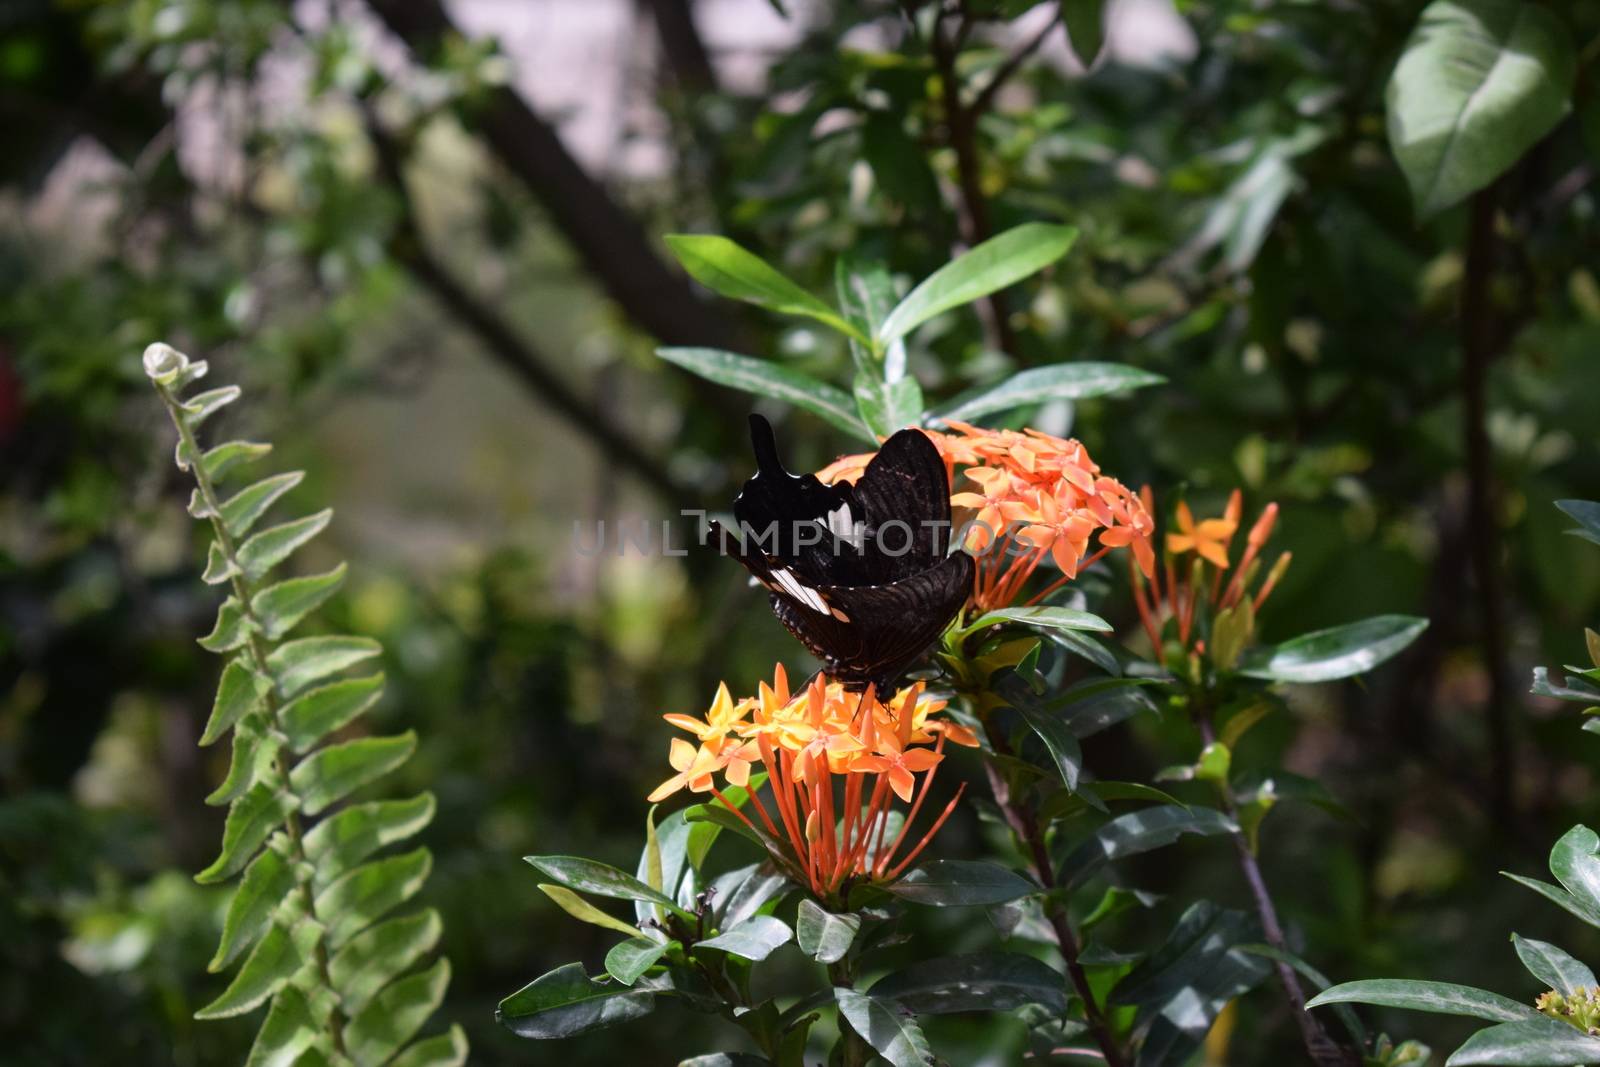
{"left": 219, "top": 472, "right": 304, "bottom": 538}
{"left": 796, "top": 899, "right": 860, "bottom": 964}
{"left": 389, "top": 1025, "right": 469, "bottom": 1067}
{"left": 331, "top": 908, "right": 443, "bottom": 1015}
{"left": 833, "top": 988, "right": 933, "bottom": 1067}
{"left": 201, "top": 440, "right": 273, "bottom": 483}
{"left": 205, "top": 716, "right": 281, "bottom": 806}
{"left": 696, "top": 915, "right": 793, "bottom": 960}
{"left": 210, "top": 844, "right": 295, "bottom": 972}
{"left": 888, "top": 860, "right": 1037, "bottom": 906}
{"left": 195, "top": 920, "right": 316, "bottom": 1019}
{"left": 267, "top": 635, "right": 382, "bottom": 698}
{"left": 1306, "top": 979, "right": 1539, "bottom": 1022}
{"left": 316, "top": 846, "right": 432, "bottom": 949}
{"left": 1012, "top": 690, "right": 1084, "bottom": 792}
{"left": 280, "top": 673, "right": 385, "bottom": 753}
{"left": 202, "top": 541, "right": 237, "bottom": 584}
{"left": 527, "top": 855, "right": 687, "bottom": 914}
{"left": 236, "top": 509, "right": 333, "bottom": 581}
{"left": 870, "top": 952, "right": 1069, "bottom": 1015}
{"left": 497, "top": 962, "right": 657, "bottom": 1040}
{"left": 1386, "top": 0, "right": 1576, "bottom": 217}
{"left": 1239, "top": 615, "right": 1428, "bottom": 683}
{"left": 1236, "top": 943, "right": 1366, "bottom": 1046}
{"left": 201, "top": 658, "right": 270, "bottom": 746}
{"left": 1549, "top": 825, "right": 1600, "bottom": 915}
{"left": 958, "top": 605, "right": 1113, "bottom": 640}
{"left": 1064, "top": 804, "right": 1237, "bottom": 887}
{"left": 878, "top": 223, "right": 1078, "bottom": 346}
{"left": 345, "top": 958, "right": 451, "bottom": 1067}
{"left": 1446, "top": 1017, "right": 1600, "bottom": 1065}
{"left": 198, "top": 597, "right": 256, "bottom": 653}
{"left": 252, "top": 564, "right": 348, "bottom": 641}
{"left": 303, "top": 793, "right": 437, "bottom": 889}
{"left": 934, "top": 362, "right": 1164, "bottom": 424}
{"left": 606, "top": 937, "right": 673, "bottom": 986}
{"left": 539, "top": 884, "right": 644, "bottom": 939}
{"left": 663, "top": 235, "right": 864, "bottom": 340}
{"left": 1512, "top": 933, "right": 1596, "bottom": 995}
{"left": 243, "top": 985, "right": 317, "bottom": 1067}
{"left": 290, "top": 731, "right": 416, "bottom": 816}
{"left": 181, "top": 385, "right": 242, "bottom": 429}
{"left": 861, "top": 111, "right": 941, "bottom": 216}
{"left": 1062, "top": 0, "right": 1108, "bottom": 65}
{"left": 656, "top": 348, "right": 872, "bottom": 442}
{"left": 835, "top": 254, "right": 900, "bottom": 368}
{"left": 853, "top": 373, "right": 924, "bottom": 439}
{"left": 1557, "top": 500, "right": 1600, "bottom": 545}
{"left": 1503, "top": 872, "right": 1600, "bottom": 928}
{"left": 196, "top": 783, "right": 298, "bottom": 884}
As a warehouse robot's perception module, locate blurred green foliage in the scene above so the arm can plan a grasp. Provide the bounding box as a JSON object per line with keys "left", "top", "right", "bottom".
{"left": 4, "top": 0, "right": 1600, "bottom": 1062}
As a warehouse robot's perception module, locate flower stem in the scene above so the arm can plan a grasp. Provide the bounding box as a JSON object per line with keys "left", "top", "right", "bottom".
{"left": 1194, "top": 705, "right": 1356, "bottom": 1067}
{"left": 154, "top": 381, "right": 348, "bottom": 1056}
{"left": 979, "top": 721, "right": 1127, "bottom": 1067}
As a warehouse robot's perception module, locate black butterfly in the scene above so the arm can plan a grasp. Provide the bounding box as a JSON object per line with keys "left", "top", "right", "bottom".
{"left": 710, "top": 414, "right": 974, "bottom": 694}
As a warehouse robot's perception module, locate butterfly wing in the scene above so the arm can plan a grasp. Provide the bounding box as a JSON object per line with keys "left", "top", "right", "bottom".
{"left": 848, "top": 425, "right": 954, "bottom": 578}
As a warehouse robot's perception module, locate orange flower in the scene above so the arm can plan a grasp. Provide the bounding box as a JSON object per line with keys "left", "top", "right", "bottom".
{"left": 1165, "top": 499, "right": 1238, "bottom": 569}
{"left": 649, "top": 665, "right": 974, "bottom": 898}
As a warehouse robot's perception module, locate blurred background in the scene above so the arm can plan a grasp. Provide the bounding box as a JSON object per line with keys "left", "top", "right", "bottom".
{"left": 4, "top": 0, "right": 1600, "bottom": 1062}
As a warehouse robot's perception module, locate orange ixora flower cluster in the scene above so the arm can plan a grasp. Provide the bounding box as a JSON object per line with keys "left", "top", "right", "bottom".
{"left": 648, "top": 665, "right": 977, "bottom": 899}
{"left": 1130, "top": 488, "right": 1291, "bottom": 655}
{"left": 819, "top": 422, "right": 1155, "bottom": 614}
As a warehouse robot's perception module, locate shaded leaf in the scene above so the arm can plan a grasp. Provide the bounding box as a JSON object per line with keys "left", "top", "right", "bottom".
{"left": 303, "top": 793, "right": 436, "bottom": 889}
{"left": 267, "top": 636, "right": 382, "bottom": 699}
{"left": 888, "top": 860, "right": 1037, "bottom": 907}
{"left": 346, "top": 958, "right": 451, "bottom": 1067}
{"left": 833, "top": 988, "right": 934, "bottom": 1067}
{"left": 252, "top": 563, "right": 348, "bottom": 641}
{"left": 316, "top": 846, "right": 432, "bottom": 949}
{"left": 280, "top": 673, "right": 385, "bottom": 753}
{"left": 331, "top": 908, "right": 443, "bottom": 1015}
{"left": 527, "top": 855, "right": 686, "bottom": 914}
{"left": 1306, "top": 979, "right": 1538, "bottom": 1022}
{"left": 497, "top": 962, "right": 657, "bottom": 1040}
{"left": 220, "top": 472, "right": 304, "bottom": 538}
{"left": 696, "top": 915, "right": 793, "bottom": 961}
{"left": 606, "top": 937, "right": 672, "bottom": 986}
{"left": 657, "top": 347, "right": 871, "bottom": 442}
{"left": 664, "top": 234, "right": 863, "bottom": 340}
{"left": 1446, "top": 1017, "right": 1600, "bottom": 1065}
{"left": 389, "top": 1025, "right": 469, "bottom": 1067}
{"left": 934, "top": 362, "right": 1163, "bottom": 424}
{"left": 870, "top": 952, "right": 1068, "bottom": 1015}
{"left": 242, "top": 985, "right": 316, "bottom": 1067}
{"left": 1239, "top": 615, "right": 1428, "bottom": 683}
{"left": 289, "top": 731, "right": 416, "bottom": 816}
{"left": 201, "top": 658, "right": 270, "bottom": 747}
{"left": 196, "top": 784, "right": 297, "bottom": 885}
{"left": 796, "top": 899, "right": 860, "bottom": 964}
{"left": 237, "top": 509, "right": 332, "bottom": 581}
{"left": 1512, "top": 933, "right": 1596, "bottom": 996}
{"left": 210, "top": 844, "right": 295, "bottom": 972}
{"left": 539, "top": 884, "right": 643, "bottom": 939}
{"left": 195, "top": 920, "right": 314, "bottom": 1019}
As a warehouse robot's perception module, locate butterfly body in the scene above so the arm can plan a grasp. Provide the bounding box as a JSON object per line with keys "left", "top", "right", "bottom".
{"left": 713, "top": 415, "right": 974, "bottom": 693}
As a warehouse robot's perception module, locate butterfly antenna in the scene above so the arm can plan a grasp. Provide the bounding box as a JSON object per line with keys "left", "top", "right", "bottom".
{"left": 748, "top": 414, "right": 788, "bottom": 476}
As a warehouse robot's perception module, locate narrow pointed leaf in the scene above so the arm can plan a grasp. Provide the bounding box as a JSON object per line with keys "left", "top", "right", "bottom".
{"left": 854, "top": 374, "right": 924, "bottom": 438}
{"left": 202, "top": 440, "right": 273, "bottom": 482}
{"left": 196, "top": 783, "right": 297, "bottom": 884}
{"left": 389, "top": 1025, "right": 469, "bottom": 1067}
{"left": 1306, "top": 979, "right": 1539, "bottom": 1022}
{"left": 267, "top": 635, "right": 382, "bottom": 698}
{"left": 210, "top": 844, "right": 295, "bottom": 972}
{"left": 181, "top": 386, "right": 242, "bottom": 429}
{"left": 303, "top": 793, "right": 437, "bottom": 890}
{"left": 198, "top": 597, "right": 256, "bottom": 653}
{"left": 1064, "top": 804, "right": 1237, "bottom": 887}
{"left": 280, "top": 672, "right": 385, "bottom": 752}
{"left": 1239, "top": 615, "right": 1428, "bottom": 683}
{"left": 869, "top": 952, "right": 1069, "bottom": 1015}
{"left": 664, "top": 234, "right": 864, "bottom": 340}
{"left": 497, "top": 962, "right": 657, "bottom": 1040}
{"left": 656, "top": 347, "right": 872, "bottom": 442}
{"left": 878, "top": 223, "right": 1078, "bottom": 345}
{"left": 202, "top": 541, "right": 237, "bottom": 584}
{"left": 220, "top": 472, "right": 304, "bottom": 538}
{"left": 289, "top": 731, "right": 416, "bottom": 816}
{"left": 316, "top": 847, "right": 432, "bottom": 949}
{"left": 237, "top": 509, "right": 332, "bottom": 581}
{"left": 1503, "top": 872, "right": 1600, "bottom": 928}
{"left": 194, "top": 921, "right": 310, "bottom": 1019}
{"left": 1446, "top": 1018, "right": 1600, "bottom": 1065}
{"left": 539, "top": 884, "right": 644, "bottom": 938}
{"left": 330, "top": 908, "right": 443, "bottom": 1015}
{"left": 252, "top": 563, "right": 348, "bottom": 641}
{"left": 888, "top": 860, "right": 1037, "bottom": 906}
{"left": 201, "top": 659, "right": 270, "bottom": 746}
{"left": 526, "top": 855, "right": 684, "bottom": 912}
{"left": 346, "top": 958, "right": 451, "bottom": 1067}
{"left": 1512, "top": 933, "right": 1596, "bottom": 995}
{"left": 242, "top": 985, "right": 317, "bottom": 1067}
{"left": 959, "top": 605, "right": 1113, "bottom": 639}
{"left": 205, "top": 716, "right": 282, "bottom": 806}
{"left": 935, "top": 362, "right": 1164, "bottom": 424}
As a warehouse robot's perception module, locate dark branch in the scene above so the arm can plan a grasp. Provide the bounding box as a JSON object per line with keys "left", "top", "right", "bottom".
{"left": 968, "top": 10, "right": 1061, "bottom": 119}
{"left": 642, "top": 0, "right": 718, "bottom": 94}
{"left": 365, "top": 0, "right": 743, "bottom": 352}
{"left": 365, "top": 113, "right": 693, "bottom": 501}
